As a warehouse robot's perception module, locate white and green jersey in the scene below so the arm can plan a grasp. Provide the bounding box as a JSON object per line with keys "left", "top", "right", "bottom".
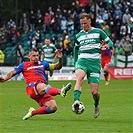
{"left": 42, "top": 44, "right": 57, "bottom": 63}
{"left": 75, "top": 27, "right": 113, "bottom": 62}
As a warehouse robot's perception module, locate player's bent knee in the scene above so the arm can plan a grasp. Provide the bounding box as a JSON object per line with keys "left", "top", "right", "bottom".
{"left": 92, "top": 90, "right": 98, "bottom": 96}
{"left": 50, "top": 105, "right": 57, "bottom": 113}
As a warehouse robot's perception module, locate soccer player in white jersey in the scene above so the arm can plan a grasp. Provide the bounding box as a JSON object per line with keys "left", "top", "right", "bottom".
{"left": 41, "top": 37, "right": 57, "bottom": 84}
{"left": 73, "top": 13, "right": 113, "bottom": 118}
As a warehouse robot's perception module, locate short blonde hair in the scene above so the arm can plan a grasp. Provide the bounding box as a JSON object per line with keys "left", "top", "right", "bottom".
{"left": 80, "top": 13, "right": 91, "bottom": 20}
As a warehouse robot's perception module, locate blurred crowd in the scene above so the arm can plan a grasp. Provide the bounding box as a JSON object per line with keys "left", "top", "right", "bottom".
{"left": 0, "top": 0, "right": 133, "bottom": 65}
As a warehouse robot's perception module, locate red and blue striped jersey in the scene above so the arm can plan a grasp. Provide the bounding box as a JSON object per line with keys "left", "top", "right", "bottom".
{"left": 14, "top": 61, "right": 50, "bottom": 84}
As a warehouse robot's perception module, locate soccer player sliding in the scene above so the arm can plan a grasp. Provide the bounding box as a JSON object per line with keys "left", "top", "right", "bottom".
{"left": 0, "top": 48, "right": 72, "bottom": 120}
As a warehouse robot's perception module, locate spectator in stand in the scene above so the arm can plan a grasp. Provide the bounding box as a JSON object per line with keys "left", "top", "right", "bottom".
{"left": 35, "top": 14, "right": 44, "bottom": 31}
{"left": 55, "top": 7, "right": 62, "bottom": 31}
{"left": 55, "top": 6, "right": 62, "bottom": 19}
{"left": 107, "top": 15, "right": 115, "bottom": 33}
{"left": 0, "top": 50, "right": 4, "bottom": 65}
{"left": 96, "top": 14, "right": 104, "bottom": 25}
{"left": 90, "top": 2, "right": 101, "bottom": 14}
{"left": 29, "top": 10, "right": 36, "bottom": 31}
{"left": 114, "top": 39, "right": 120, "bottom": 48}
{"left": 10, "top": 29, "right": 18, "bottom": 46}
{"left": 114, "top": 14, "right": 122, "bottom": 40}
{"left": 35, "top": 9, "right": 42, "bottom": 23}
{"left": 120, "top": 37, "right": 126, "bottom": 47}
{"left": 128, "top": 17, "right": 133, "bottom": 28}
{"left": 62, "top": 9, "right": 69, "bottom": 20}
{"left": 102, "top": 10, "right": 109, "bottom": 21}
{"left": 65, "top": 40, "right": 73, "bottom": 56}
{"left": 57, "top": 42, "right": 64, "bottom": 53}
{"left": 122, "top": 9, "right": 131, "bottom": 24}
{"left": 95, "top": 21, "right": 101, "bottom": 29}
{"left": 20, "top": 13, "right": 29, "bottom": 33}
{"left": 113, "top": 6, "right": 122, "bottom": 19}
{"left": 110, "top": 32, "right": 117, "bottom": 44}
{"left": 123, "top": 38, "right": 132, "bottom": 56}
{"left": 63, "top": 35, "right": 70, "bottom": 51}
{"left": 120, "top": 23, "right": 131, "bottom": 38}
{"left": 35, "top": 9, "right": 43, "bottom": 30}
{"left": 67, "top": 16, "right": 74, "bottom": 35}
{"left": 27, "top": 28, "right": 35, "bottom": 47}
{"left": 7, "top": 19, "right": 16, "bottom": 28}
{"left": 73, "top": 11, "right": 80, "bottom": 33}
{"left": 101, "top": 20, "right": 111, "bottom": 37}
{"left": 69, "top": 2, "right": 76, "bottom": 14}
{"left": 17, "top": 45, "right": 25, "bottom": 65}
{"left": 115, "top": 43, "right": 124, "bottom": 55}
{"left": 0, "top": 34, "right": 7, "bottom": 50}
{"left": 47, "top": 6, "right": 53, "bottom": 16}
{"left": 62, "top": 29, "right": 68, "bottom": 41}
{"left": 90, "top": 13, "right": 96, "bottom": 27}
{"left": 31, "top": 37, "right": 37, "bottom": 48}
{"left": 50, "top": 12, "right": 57, "bottom": 33}
{"left": 99, "top": 1, "right": 107, "bottom": 10}
{"left": 75, "top": 0, "right": 82, "bottom": 14}
{"left": 60, "top": 16, "right": 68, "bottom": 32}
{"left": 43, "top": 12, "right": 51, "bottom": 33}
{"left": 107, "top": 4, "right": 114, "bottom": 17}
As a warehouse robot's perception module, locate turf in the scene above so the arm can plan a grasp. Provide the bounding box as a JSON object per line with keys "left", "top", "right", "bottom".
{"left": 0, "top": 80, "right": 132, "bottom": 133}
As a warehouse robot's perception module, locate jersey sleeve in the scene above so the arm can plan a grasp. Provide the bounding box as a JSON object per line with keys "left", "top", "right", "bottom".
{"left": 14, "top": 62, "right": 24, "bottom": 73}
{"left": 75, "top": 35, "right": 80, "bottom": 47}
{"left": 100, "top": 29, "right": 113, "bottom": 47}
{"left": 54, "top": 46, "right": 57, "bottom": 52}
{"left": 41, "top": 61, "right": 50, "bottom": 71}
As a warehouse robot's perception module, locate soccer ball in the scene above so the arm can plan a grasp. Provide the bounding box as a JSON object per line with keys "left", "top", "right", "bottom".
{"left": 72, "top": 101, "right": 85, "bottom": 114}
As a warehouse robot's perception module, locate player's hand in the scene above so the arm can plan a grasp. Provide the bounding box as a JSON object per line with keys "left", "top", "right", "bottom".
{"left": 51, "top": 60, "right": 55, "bottom": 63}
{"left": 0, "top": 76, "right": 5, "bottom": 82}
{"left": 102, "top": 44, "right": 109, "bottom": 50}
{"left": 56, "top": 49, "right": 62, "bottom": 58}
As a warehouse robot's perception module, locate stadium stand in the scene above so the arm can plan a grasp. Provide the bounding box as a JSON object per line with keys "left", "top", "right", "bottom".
{"left": 0, "top": 0, "right": 133, "bottom": 66}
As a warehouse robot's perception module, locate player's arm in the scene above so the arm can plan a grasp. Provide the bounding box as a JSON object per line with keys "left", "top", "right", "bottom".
{"left": 110, "top": 47, "right": 114, "bottom": 58}
{"left": 100, "top": 29, "right": 114, "bottom": 49}
{"left": 74, "top": 45, "right": 79, "bottom": 65}
{"left": 41, "top": 52, "right": 44, "bottom": 61}
{"left": 49, "top": 49, "right": 62, "bottom": 70}
{"left": 0, "top": 70, "right": 18, "bottom": 83}
{"left": 106, "top": 39, "right": 114, "bottom": 48}
{"left": 74, "top": 38, "right": 79, "bottom": 64}
{"left": 52, "top": 51, "right": 58, "bottom": 63}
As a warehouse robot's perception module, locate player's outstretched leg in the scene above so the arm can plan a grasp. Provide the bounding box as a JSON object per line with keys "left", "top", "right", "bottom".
{"left": 60, "top": 82, "right": 72, "bottom": 97}
{"left": 22, "top": 107, "right": 35, "bottom": 120}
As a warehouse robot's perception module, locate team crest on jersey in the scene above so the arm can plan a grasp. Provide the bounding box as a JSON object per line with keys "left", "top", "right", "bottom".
{"left": 38, "top": 61, "right": 41, "bottom": 64}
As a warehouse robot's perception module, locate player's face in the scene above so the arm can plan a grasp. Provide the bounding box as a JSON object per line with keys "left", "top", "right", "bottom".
{"left": 80, "top": 17, "right": 91, "bottom": 32}
{"left": 29, "top": 51, "right": 39, "bottom": 63}
{"left": 45, "top": 39, "right": 50, "bottom": 46}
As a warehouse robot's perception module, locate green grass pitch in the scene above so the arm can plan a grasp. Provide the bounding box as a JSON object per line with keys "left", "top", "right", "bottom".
{"left": 0, "top": 80, "right": 132, "bottom": 133}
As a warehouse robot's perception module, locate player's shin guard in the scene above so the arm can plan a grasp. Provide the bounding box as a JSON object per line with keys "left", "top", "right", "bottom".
{"left": 32, "top": 106, "right": 55, "bottom": 116}
{"left": 74, "top": 90, "right": 81, "bottom": 101}
{"left": 45, "top": 86, "right": 60, "bottom": 96}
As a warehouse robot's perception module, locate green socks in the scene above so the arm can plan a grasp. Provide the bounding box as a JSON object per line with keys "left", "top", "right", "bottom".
{"left": 94, "top": 96, "right": 100, "bottom": 107}
{"left": 74, "top": 90, "right": 81, "bottom": 101}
